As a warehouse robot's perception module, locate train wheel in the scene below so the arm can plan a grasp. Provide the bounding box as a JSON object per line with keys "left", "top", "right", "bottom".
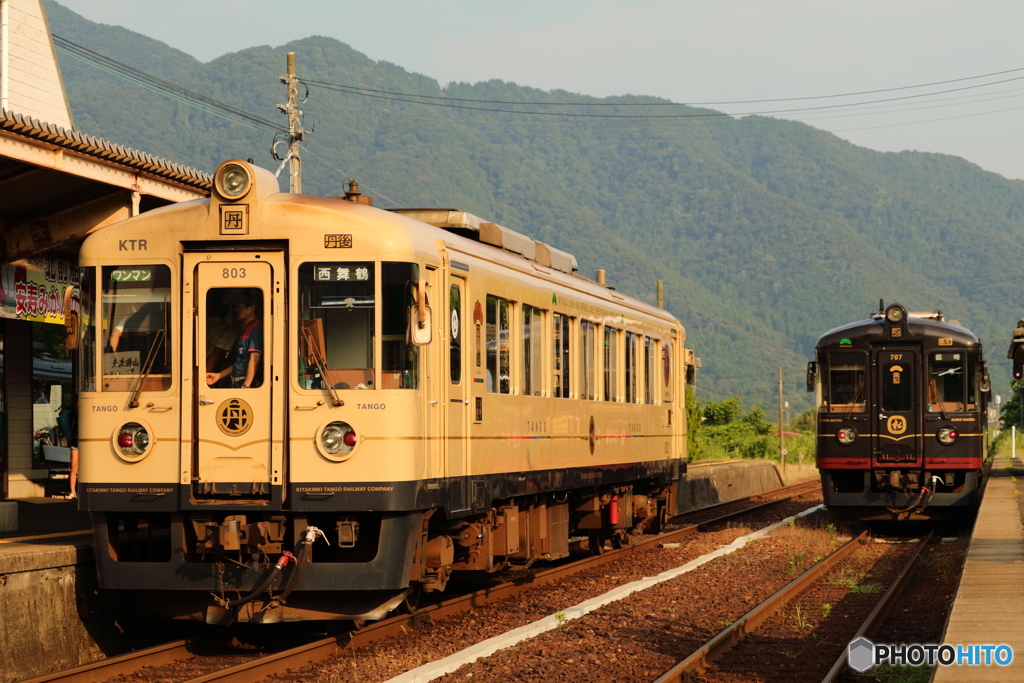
{"left": 610, "top": 529, "right": 628, "bottom": 550}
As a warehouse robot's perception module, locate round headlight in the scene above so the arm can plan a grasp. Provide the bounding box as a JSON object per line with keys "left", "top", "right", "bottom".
{"left": 886, "top": 305, "right": 905, "bottom": 323}
{"left": 217, "top": 163, "right": 251, "bottom": 198}
{"left": 320, "top": 421, "right": 357, "bottom": 458}
{"left": 937, "top": 426, "right": 958, "bottom": 445}
{"left": 837, "top": 427, "right": 857, "bottom": 445}
{"left": 116, "top": 422, "right": 150, "bottom": 458}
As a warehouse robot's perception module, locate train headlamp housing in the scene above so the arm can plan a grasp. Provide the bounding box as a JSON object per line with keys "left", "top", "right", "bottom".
{"left": 836, "top": 426, "right": 857, "bottom": 445}
{"left": 318, "top": 421, "right": 358, "bottom": 461}
{"left": 937, "top": 426, "right": 959, "bottom": 445}
{"left": 113, "top": 421, "right": 153, "bottom": 461}
{"left": 885, "top": 304, "right": 906, "bottom": 324}
{"left": 215, "top": 162, "right": 252, "bottom": 200}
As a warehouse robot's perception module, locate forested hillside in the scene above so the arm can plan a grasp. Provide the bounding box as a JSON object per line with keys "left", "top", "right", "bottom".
{"left": 44, "top": 1, "right": 1024, "bottom": 410}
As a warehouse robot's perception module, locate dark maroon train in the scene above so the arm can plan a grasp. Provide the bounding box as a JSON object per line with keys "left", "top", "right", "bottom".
{"left": 808, "top": 302, "right": 990, "bottom": 520}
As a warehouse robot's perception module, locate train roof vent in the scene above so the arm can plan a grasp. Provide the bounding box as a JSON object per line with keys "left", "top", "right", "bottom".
{"left": 389, "top": 208, "right": 578, "bottom": 274}
{"left": 479, "top": 222, "right": 537, "bottom": 260}
{"left": 536, "top": 242, "right": 578, "bottom": 274}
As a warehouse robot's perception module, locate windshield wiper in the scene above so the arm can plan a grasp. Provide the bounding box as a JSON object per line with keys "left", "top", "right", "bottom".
{"left": 127, "top": 329, "right": 166, "bottom": 409}
{"left": 302, "top": 326, "right": 344, "bottom": 407}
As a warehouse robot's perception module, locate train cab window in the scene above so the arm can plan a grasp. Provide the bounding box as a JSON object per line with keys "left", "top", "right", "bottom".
{"left": 579, "top": 320, "right": 596, "bottom": 400}
{"left": 928, "top": 352, "right": 967, "bottom": 412}
{"left": 625, "top": 332, "right": 639, "bottom": 403}
{"left": 604, "top": 327, "right": 619, "bottom": 402}
{"left": 644, "top": 337, "right": 658, "bottom": 404}
{"left": 79, "top": 267, "right": 96, "bottom": 392}
{"left": 825, "top": 352, "right": 865, "bottom": 412}
{"left": 881, "top": 362, "right": 912, "bottom": 412}
{"left": 101, "top": 265, "right": 172, "bottom": 392}
{"left": 553, "top": 313, "right": 571, "bottom": 398}
{"left": 523, "top": 305, "right": 544, "bottom": 396}
{"left": 486, "top": 295, "right": 511, "bottom": 394}
{"left": 298, "top": 262, "right": 376, "bottom": 390}
{"left": 206, "top": 288, "right": 264, "bottom": 389}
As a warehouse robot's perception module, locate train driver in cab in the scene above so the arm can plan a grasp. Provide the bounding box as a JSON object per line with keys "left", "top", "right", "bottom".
{"left": 206, "top": 290, "right": 263, "bottom": 389}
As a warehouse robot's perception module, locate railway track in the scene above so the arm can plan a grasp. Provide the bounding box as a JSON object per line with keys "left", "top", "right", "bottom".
{"left": 25, "top": 479, "right": 822, "bottom": 683}
{"left": 654, "top": 529, "right": 935, "bottom": 683}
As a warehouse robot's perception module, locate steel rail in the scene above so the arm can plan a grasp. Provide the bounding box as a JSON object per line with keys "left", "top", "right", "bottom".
{"left": 820, "top": 530, "right": 935, "bottom": 682}
{"left": 653, "top": 530, "right": 872, "bottom": 683}
{"left": 19, "top": 639, "right": 195, "bottom": 683}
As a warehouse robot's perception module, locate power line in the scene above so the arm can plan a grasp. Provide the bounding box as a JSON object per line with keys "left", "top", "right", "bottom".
{"left": 304, "top": 72, "right": 1024, "bottom": 119}
{"left": 303, "top": 64, "right": 1024, "bottom": 107}
{"left": 52, "top": 35, "right": 285, "bottom": 132}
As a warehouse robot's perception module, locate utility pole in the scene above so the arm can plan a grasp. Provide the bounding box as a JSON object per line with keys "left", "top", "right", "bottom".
{"left": 277, "top": 52, "right": 304, "bottom": 193}
{"left": 778, "top": 367, "right": 786, "bottom": 476}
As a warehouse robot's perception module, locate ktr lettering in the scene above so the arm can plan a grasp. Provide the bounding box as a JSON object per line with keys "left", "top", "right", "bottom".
{"left": 118, "top": 239, "right": 148, "bottom": 251}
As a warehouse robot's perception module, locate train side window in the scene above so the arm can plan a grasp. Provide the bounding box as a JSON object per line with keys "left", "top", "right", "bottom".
{"left": 523, "top": 305, "right": 544, "bottom": 396}
{"left": 625, "top": 332, "right": 639, "bottom": 403}
{"left": 644, "top": 337, "right": 658, "bottom": 404}
{"left": 825, "top": 352, "right": 865, "bottom": 412}
{"left": 579, "top": 320, "right": 596, "bottom": 400}
{"left": 604, "top": 327, "right": 619, "bottom": 402}
{"left": 662, "top": 341, "right": 673, "bottom": 403}
{"left": 101, "top": 265, "right": 172, "bottom": 392}
{"left": 929, "top": 352, "right": 966, "bottom": 412}
{"left": 298, "top": 262, "right": 376, "bottom": 390}
{"left": 552, "top": 313, "right": 572, "bottom": 398}
{"left": 486, "top": 294, "right": 511, "bottom": 394}
{"left": 449, "top": 283, "right": 461, "bottom": 385}
{"left": 382, "top": 262, "right": 418, "bottom": 389}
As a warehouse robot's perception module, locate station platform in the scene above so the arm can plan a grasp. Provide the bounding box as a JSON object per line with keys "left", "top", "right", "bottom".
{"left": 0, "top": 497, "right": 91, "bottom": 543}
{"left": 934, "top": 456, "right": 1024, "bottom": 681}
{"left": 0, "top": 499, "right": 102, "bottom": 683}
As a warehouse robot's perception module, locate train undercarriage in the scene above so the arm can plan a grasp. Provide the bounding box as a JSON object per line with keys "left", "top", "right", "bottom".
{"left": 91, "top": 481, "right": 675, "bottom": 624}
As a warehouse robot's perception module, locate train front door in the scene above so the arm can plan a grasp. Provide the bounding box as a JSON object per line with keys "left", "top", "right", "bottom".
{"left": 871, "top": 346, "right": 921, "bottom": 468}
{"left": 186, "top": 252, "right": 284, "bottom": 503}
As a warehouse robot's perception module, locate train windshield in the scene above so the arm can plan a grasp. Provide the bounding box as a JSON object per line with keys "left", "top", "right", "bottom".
{"left": 928, "top": 352, "right": 973, "bottom": 411}
{"left": 297, "top": 262, "right": 420, "bottom": 390}
{"left": 825, "top": 352, "right": 866, "bottom": 412}
{"left": 100, "top": 265, "right": 172, "bottom": 392}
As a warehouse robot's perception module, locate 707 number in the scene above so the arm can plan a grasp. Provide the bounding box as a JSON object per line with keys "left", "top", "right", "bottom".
{"left": 222, "top": 267, "right": 247, "bottom": 278}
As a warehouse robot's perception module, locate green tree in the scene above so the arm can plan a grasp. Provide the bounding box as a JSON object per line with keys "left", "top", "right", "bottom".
{"left": 704, "top": 397, "right": 742, "bottom": 426}
{"left": 1001, "top": 380, "right": 1024, "bottom": 430}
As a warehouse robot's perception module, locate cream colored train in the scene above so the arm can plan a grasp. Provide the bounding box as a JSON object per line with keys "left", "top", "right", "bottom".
{"left": 72, "top": 160, "right": 695, "bottom": 623}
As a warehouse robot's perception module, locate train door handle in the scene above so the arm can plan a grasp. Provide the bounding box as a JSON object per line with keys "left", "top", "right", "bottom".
{"left": 199, "top": 396, "right": 215, "bottom": 406}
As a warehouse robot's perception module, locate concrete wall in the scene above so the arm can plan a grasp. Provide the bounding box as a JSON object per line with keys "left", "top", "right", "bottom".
{"left": 677, "top": 459, "right": 785, "bottom": 514}
{"left": 0, "top": 542, "right": 105, "bottom": 683}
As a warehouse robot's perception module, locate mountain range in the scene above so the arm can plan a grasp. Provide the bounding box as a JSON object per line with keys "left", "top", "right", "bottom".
{"left": 44, "top": 0, "right": 1024, "bottom": 412}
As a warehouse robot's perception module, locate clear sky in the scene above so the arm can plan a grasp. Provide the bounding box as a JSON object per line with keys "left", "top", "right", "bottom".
{"left": 54, "top": 0, "right": 1024, "bottom": 179}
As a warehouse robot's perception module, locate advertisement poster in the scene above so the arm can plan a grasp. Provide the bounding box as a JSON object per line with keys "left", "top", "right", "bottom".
{"left": 0, "top": 255, "right": 79, "bottom": 325}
